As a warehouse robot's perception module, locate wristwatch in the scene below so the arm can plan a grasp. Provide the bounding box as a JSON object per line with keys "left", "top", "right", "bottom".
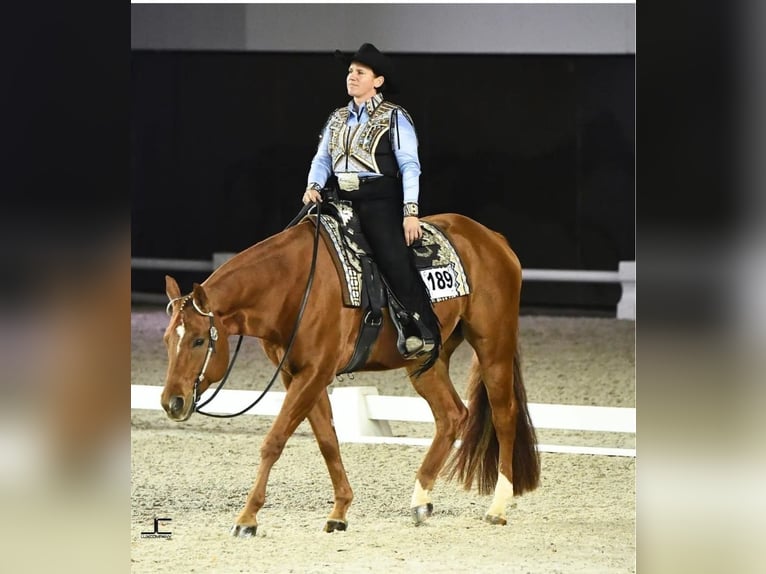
{"left": 403, "top": 202, "right": 419, "bottom": 218}
{"left": 306, "top": 182, "right": 322, "bottom": 192}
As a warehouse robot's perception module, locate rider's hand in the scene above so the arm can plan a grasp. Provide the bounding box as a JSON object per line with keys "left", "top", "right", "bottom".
{"left": 302, "top": 187, "right": 323, "bottom": 205}
{"left": 403, "top": 216, "right": 422, "bottom": 246}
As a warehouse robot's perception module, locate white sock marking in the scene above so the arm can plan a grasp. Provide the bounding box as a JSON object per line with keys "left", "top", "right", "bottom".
{"left": 410, "top": 479, "right": 431, "bottom": 508}
{"left": 487, "top": 473, "right": 514, "bottom": 518}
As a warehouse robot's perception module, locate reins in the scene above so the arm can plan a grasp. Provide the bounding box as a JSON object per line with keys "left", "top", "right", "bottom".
{"left": 193, "top": 200, "right": 323, "bottom": 418}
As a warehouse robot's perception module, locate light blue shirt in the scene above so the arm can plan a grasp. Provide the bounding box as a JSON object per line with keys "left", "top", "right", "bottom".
{"left": 307, "top": 97, "right": 421, "bottom": 204}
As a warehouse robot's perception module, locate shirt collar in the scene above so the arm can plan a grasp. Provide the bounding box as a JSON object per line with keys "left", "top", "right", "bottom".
{"left": 347, "top": 93, "right": 385, "bottom": 119}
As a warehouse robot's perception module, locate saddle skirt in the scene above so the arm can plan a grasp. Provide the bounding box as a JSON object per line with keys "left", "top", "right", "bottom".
{"left": 306, "top": 201, "right": 471, "bottom": 308}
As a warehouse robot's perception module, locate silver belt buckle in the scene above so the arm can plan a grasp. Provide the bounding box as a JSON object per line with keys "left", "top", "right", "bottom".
{"left": 337, "top": 173, "right": 360, "bottom": 192}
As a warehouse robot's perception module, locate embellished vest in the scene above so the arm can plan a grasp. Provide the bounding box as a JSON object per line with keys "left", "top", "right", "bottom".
{"left": 324, "top": 95, "right": 413, "bottom": 178}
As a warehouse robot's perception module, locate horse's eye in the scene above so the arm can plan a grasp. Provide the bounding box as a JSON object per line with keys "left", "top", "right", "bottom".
{"left": 193, "top": 338, "right": 205, "bottom": 347}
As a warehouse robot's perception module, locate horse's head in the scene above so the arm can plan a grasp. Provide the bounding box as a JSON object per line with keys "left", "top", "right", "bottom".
{"left": 161, "top": 275, "right": 230, "bottom": 421}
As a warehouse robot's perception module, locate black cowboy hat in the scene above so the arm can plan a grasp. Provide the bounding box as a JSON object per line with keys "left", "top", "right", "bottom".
{"left": 334, "top": 43, "right": 399, "bottom": 94}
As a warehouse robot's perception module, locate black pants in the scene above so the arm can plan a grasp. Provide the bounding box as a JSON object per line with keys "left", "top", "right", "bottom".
{"left": 337, "top": 177, "right": 440, "bottom": 344}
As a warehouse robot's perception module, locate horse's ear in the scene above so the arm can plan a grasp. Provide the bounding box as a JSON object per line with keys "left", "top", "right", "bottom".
{"left": 165, "top": 275, "right": 181, "bottom": 300}
{"left": 191, "top": 283, "right": 211, "bottom": 314}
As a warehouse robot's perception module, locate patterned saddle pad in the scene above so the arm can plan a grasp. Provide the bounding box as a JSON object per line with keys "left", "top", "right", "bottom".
{"left": 306, "top": 201, "right": 471, "bottom": 308}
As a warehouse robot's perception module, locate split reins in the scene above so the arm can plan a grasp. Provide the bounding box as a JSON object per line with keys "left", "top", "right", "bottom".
{"left": 182, "top": 200, "right": 322, "bottom": 418}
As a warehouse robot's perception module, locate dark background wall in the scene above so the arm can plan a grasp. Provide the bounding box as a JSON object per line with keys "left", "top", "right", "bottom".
{"left": 131, "top": 4, "right": 635, "bottom": 312}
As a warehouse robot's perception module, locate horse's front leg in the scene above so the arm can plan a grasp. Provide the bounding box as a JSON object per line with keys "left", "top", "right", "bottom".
{"left": 305, "top": 388, "right": 353, "bottom": 532}
{"left": 230, "top": 369, "right": 335, "bottom": 538}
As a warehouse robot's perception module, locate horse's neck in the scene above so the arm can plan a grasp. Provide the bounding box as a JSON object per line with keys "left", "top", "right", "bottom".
{"left": 205, "top": 227, "right": 308, "bottom": 343}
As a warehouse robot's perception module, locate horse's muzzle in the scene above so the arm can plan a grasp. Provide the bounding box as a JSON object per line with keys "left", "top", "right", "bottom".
{"left": 164, "top": 394, "right": 193, "bottom": 421}
{"left": 169, "top": 396, "right": 184, "bottom": 415}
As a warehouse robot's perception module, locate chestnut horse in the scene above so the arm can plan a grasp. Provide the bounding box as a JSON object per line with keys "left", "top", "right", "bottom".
{"left": 161, "top": 212, "right": 540, "bottom": 537}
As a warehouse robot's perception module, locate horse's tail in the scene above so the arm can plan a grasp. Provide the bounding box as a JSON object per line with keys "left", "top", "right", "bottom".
{"left": 443, "top": 346, "right": 541, "bottom": 496}
{"left": 508, "top": 346, "right": 542, "bottom": 495}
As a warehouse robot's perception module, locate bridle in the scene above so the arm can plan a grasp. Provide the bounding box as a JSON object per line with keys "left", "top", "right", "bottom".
{"left": 166, "top": 200, "right": 322, "bottom": 418}
{"left": 165, "top": 294, "right": 225, "bottom": 412}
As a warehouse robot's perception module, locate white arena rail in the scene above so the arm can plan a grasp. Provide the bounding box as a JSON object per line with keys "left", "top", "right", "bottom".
{"left": 523, "top": 261, "right": 635, "bottom": 320}
{"left": 131, "top": 255, "right": 636, "bottom": 319}
{"left": 131, "top": 385, "right": 635, "bottom": 457}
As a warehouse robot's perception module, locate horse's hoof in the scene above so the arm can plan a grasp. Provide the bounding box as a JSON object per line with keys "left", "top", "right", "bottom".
{"left": 412, "top": 502, "right": 434, "bottom": 525}
{"left": 324, "top": 519, "right": 348, "bottom": 533}
{"left": 484, "top": 514, "right": 507, "bottom": 526}
{"left": 230, "top": 524, "right": 258, "bottom": 537}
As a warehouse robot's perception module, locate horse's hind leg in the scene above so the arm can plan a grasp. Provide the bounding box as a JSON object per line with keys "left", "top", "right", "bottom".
{"left": 470, "top": 331, "right": 521, "bottom": 525}
{"left": 304, "top": 387, "right": 354, "bottom": 532}
{"left": 407, "top": 329, "right": 467, "bottom": 524}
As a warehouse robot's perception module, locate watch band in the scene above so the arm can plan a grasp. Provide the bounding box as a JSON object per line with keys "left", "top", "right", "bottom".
{"left": 307, "top": 182, "right": 322, "bottom": 191}
{"left": 403, "top": 202, "right": 419, "bottom": 218}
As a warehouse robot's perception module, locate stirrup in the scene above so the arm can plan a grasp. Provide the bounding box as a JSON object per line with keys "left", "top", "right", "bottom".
{"left": 387, "top": 297, "right": 436, "bottom": 360}
{"left": 403, "top": 336, "right": 435, "bottom": 360}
